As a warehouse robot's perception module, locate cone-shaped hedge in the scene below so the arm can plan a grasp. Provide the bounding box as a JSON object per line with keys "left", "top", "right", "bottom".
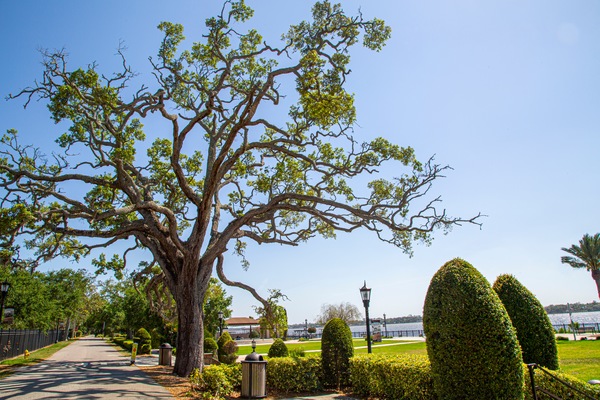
{"left": 493, "top": 274, "right": 559, "bottom": 370}
{"left": 268, "top": 338, "right": 289, "bottom": 358}
{"left": 423, "top": 258, "right": 524, "bottom": 399}
{"left": 321, "top": 318, "right": 353, "bottom": 389}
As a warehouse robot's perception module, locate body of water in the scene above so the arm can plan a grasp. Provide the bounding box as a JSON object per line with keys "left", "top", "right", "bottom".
{"left": 298, "top": 311, "right": 600, "bottom": 335}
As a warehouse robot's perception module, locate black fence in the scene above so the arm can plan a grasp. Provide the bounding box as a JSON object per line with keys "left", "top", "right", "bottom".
{"left": 0, "top": 329, "right": 63, "bottom": 362}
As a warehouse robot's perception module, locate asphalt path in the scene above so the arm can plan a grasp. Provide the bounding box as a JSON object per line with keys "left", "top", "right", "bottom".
{"left": 0, "top": 336, "right": 172, "bottom": 399}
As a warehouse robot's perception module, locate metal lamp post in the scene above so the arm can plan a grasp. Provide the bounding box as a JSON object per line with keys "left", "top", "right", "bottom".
{"left": 218, "top": 311, "right": 224, "bottom": 337}
{"left": 359, "top": 281, "right": 372, "bottom": 353}
{"left": 383, "top": 313, "right": 387, "bottom": 337}
{"left": 0, "top": 281, "right": 10, "bottom": 324}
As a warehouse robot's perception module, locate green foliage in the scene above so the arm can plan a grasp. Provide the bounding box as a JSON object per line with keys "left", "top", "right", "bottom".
{"left": 266, "top": 356, "right": 322, "bottom": 394}
{"left": 204, "top": 337, "right": 218, "bottom": 354}
{"left": 268, "top": 338, "right": 289, "bottom": 358}
{"left": 189, "top": 364, "right": 242, "bottom": 400}
{"left": 321, "top": 317, "right": 353, "bottom": 389}
{"left": 493, "top": 274, "right": 559, "bottom": 370}
{"left": 423, "top": 258, "right": 524, "bottom": 399}
{"left": 217, "top": 331, "right": 233, "bottom": 349}
{"left": 350, "top": 354, "right": 435, "bottom": 400}
{"left": 203, "top": 278, "right": 233, "bottom": 337}
{"left": 288, "top": 347, "right": 305, "bottom": 358}
{"left": 135, "top": 328, "right": 152, "bottom": 354}
{"left": 523, "top": 364, "right": 600, "bottom": 400}
{"left": 248, "top": 329, "right": 260, "bottom": 339}
{"left": 217, "top": 332, "right": 238, "bottom": 364}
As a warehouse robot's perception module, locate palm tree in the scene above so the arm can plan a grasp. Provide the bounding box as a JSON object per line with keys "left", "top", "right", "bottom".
{"left": 561, "top": 233, "right": 600, "bottom": 299}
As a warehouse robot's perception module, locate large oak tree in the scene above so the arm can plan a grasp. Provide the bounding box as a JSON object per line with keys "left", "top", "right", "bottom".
{"left": 0, "top": 1, "right": 480, "bottom": 375}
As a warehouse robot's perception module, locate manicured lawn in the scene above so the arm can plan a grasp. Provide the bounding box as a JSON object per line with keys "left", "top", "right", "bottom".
{"left": 556, "top": 339, "right": 600, "bottom": 382}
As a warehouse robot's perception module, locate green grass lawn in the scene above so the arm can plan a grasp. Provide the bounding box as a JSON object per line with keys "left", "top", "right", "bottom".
{"left": 556, "top": 339, "right": 600, "bottom": 382}
{"left": 239, "top": 338, "right": 600, "bottom": 382}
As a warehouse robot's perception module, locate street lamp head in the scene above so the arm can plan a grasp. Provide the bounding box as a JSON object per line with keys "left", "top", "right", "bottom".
{"left": 0, "top": 281, "right": 9, "bottom": 295}
{"left": 359, "top": 280, "right": 371, "bottom": 306}
{"left": 218, "top": 311, "right": 223, "bottom": 320}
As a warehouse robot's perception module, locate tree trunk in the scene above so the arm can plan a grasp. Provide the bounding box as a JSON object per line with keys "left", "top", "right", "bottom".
{"left": 172, "top": 264, "right": 210, "bottom": 377}
{"left": 591, "top": 269, "right": 600, "bottom": 299}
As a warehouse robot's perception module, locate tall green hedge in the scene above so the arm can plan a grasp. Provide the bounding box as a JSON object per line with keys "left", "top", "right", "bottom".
{"left": 423, "top": 258, "right": 524, "bottom": 399}
{"left": 321, "top": 318, "right": 353, "bottom": 389}
{"left": 493, "top": 274, "right": 559, "bottom": 370}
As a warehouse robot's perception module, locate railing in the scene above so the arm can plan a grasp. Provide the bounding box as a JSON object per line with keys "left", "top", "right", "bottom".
{"left": 527, "top": 363, "right": 598, "bottom": 400}
{"left": 288, "top": 329, "right": 425, "bottom": 340}
{"left": 552, "top": 323, "right": 599, "bottom": 334}
{"left": 0, "top": 329, "right": 62, "bottom": 361}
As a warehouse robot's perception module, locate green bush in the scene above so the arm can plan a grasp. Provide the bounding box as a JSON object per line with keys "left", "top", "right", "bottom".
{"left": 249, "top": 329, "right": 260, "bottom": 339}
{"left": 289, "top": 347, "right": 305, "bottom": 358}
{"left": 204, "top": 337, "right": 218, "bottom": 354}
{"left": 350, "top": 354, "right": 435, "bottom": 399}
{"left": 218, "top": 340, "right": 238, "bottom": 364}
{"left": 190, "top": 364, "right": 242, "bottom": 400}
{"left": 135, "top": 328, "right": 152, "bottom": 354}
{"left": 217, "top": 331, "right": 233, "bottom": 349}
{"left": 423, "top": 258, "right": 524, "bottom": 399}
{"left": 493, "top": 274, "right": 559, "bottom": 370}
{"left": 321, "top": 317, "right": 353, "bottom": 389}
{"left": 268, "top": 338, "right": 289, "bottom": 358}
{"left": 266, "top": 356, "right": 322, "bottom": 393}
{"left": 122, "top": 340, "right": 134, "bottom": 351}
{"left": 523, "top": 364, "right": 600, "bottom": 400}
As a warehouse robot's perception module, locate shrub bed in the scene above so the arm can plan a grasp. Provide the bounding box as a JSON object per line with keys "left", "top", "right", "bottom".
{"left": 266, "top": 356, "right": 322, "bottom": 394}
{"left": 190, "top": 364, "right": 242, "bottom": 399}
{"left": 350, "top": 354, "right": 435, "bottom": 400}
{"left": 523, "top": 364, "right": 600, "bottom": 400}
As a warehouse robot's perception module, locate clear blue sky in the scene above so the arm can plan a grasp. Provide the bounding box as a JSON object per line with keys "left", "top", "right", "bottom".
{"left": 1, "top": 1, "right": 599, "bottom": 324}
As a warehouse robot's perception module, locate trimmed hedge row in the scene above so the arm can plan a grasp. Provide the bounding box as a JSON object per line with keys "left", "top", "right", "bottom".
{"left": 266, "top": 357, "right": 322, "bottom": 393}
{"left": 350, "top": 354, "right": 435, "bottom": 400}
{"left": 349, "top": 355, "right": 600, "bottom": 400}
{"left": 523, "top": 364, "right": 600, "bottom": 400}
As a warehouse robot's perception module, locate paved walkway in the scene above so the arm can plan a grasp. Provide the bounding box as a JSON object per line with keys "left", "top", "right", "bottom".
{"left": 0, "top": 336, "right": 172, "bottom": 399}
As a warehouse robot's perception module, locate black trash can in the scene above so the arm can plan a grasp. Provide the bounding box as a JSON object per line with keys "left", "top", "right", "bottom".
{"left": 241, "top": 351, "right": 267, "bottom": 398}
{"left": 159, "top": 343, "right": 172, "bottom": 366}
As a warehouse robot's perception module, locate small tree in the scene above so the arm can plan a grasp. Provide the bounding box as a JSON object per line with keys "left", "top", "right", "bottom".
{"left": 423, "top": 258, "right": 523, "bottom": 399}
{"left": 321, "top": 317, "right": 353, "bottom": 389}
{"left": 493, "top": 274, "right": 559, "bottom": 370}
{"left": 316, "top": 302, "right": 361, "bottom": 324}
{"left": 268, "top": 338, "right": 289, "bottom": 358}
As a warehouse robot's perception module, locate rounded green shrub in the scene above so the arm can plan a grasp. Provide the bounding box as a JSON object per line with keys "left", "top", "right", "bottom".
{"left": 423, "top": 258, "right": 524, "bottom": 399}
{"left": 268, "top": 338, "right": 289, "bottom": 358}
{"left": 218, "top": 339, "right": 238, "bottom": 365}
{"left": 135, "top": 328, "right": 152, "bottom": 354}
{"left": 493, "top": 274, "right": 559, "bottom": 370}
{"left": 217, "top": 331, "right": 233, "bottom": 349}
{"left": 204, "top": 337, "right": 218, "bottom": 354}
{"left": 321, "top": 317, "right": 353, "bottom": 389}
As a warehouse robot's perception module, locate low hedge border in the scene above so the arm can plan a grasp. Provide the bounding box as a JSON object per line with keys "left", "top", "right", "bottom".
{"left": 266, "top": 356, "right": 322, "bottom": 394}
{"left": 350, "top": 354, "right": 435, "bottom": 400}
